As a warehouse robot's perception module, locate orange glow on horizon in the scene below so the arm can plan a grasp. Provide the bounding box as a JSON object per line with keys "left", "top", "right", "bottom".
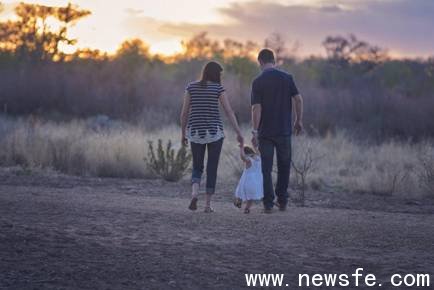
{"left": 0, "top": 0, "right": 432, "bottom": 59}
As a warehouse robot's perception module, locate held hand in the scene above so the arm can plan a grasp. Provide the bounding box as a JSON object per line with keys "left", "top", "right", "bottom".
{"left": 294, "top": 120, "right": 303, "bottom": 136}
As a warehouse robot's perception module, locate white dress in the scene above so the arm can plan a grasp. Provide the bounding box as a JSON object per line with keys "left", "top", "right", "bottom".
{"left": 235, "top": 156, "right": 264, "bottom": 201}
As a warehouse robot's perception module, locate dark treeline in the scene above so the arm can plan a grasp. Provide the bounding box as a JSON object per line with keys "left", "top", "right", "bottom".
{"left": 1, "top": 2, "right": 434, "bottom": 141}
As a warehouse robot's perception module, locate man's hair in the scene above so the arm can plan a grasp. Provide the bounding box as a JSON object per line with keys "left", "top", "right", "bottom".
{"left": 257, "top": 48, "right": 275, "bottom": 64}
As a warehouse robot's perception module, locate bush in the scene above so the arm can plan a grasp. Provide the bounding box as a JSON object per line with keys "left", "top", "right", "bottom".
{"left": 419, "top": 152, "right": 434, "bottom": 195}
{"left": 291, "top": 136, "right": 325, "bottom": 205}
{"left": 144, "top": 139, "right": 191, "bottom": 182}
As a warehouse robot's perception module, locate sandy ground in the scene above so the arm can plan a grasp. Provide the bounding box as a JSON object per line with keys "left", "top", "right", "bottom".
{"left": 1, "top": 168, "right": 434, "bottom": 290}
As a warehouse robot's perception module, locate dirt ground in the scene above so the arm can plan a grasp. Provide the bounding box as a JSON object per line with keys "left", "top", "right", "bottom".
{"left": 1, "top": 168, "right": 434, "bottom": 290}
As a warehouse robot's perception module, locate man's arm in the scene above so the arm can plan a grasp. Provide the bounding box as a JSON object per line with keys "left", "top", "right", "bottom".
{"left": 252, "top": 104, "right": 261, "bottom": 131}
{"left": 250, "top": 79, "right": 262, "bottom": 147}
{"left": 292, "top": 94, "right": 303, "bottom": 135}
{"left": 251, "top": 104, "right": 261, "bottom": 147}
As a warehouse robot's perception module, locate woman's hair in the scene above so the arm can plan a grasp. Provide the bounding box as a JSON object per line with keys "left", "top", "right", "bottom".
{"left": 243, "top": 146, "right": 256, "bottom": 156}
{"left": 200, "top": 61, "right": 223, "bottom": 86}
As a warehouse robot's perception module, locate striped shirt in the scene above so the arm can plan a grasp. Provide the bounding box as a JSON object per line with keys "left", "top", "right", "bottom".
{"left": 185, "top": 81, "right": 225, "bottom": 144}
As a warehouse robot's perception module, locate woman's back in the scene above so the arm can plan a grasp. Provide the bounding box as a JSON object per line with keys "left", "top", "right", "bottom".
{"left": 186, "top": 81, "right": 225, "bottom": 144}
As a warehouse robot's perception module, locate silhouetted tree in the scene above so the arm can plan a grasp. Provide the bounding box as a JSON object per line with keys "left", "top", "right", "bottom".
{"left": 179, "top": 32, "right": 223, "bottom": 60}
{"left": 264, "top": 32, "right": 300, "bottom": 65}
{"left": 0, "top": 2, "right": 90, "bottom": 62}
{"left": 223, "top": 39, "right": 258, "bottom": 59}
{"left": 69, "top": 48, "right": 108, "bottom": 61}
{"left": 264, "top": 33, "right": 286, "bottom": 62}
{"left": 1, "top": 27, "right": 433, "bottom": 141}
{"left": 322, "top": 34, "right": 388, "bottom": 68}
{"left": 115, "top": 38, "right": 151, "bottom": 65}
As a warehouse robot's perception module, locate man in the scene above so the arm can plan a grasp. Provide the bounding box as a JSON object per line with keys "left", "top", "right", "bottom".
{"left": 251, "top": 49, "right": 304, "bottom": 213}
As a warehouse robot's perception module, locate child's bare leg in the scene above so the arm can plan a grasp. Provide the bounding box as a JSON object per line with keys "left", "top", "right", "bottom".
{"left": 245, "top": 200, "right": 253, "bottom": 210}
{"left": 234, "top": 197, "right": 242, "bottom": 208}
{"left": 244, "top": 200, "right": 253, "bottom": 213}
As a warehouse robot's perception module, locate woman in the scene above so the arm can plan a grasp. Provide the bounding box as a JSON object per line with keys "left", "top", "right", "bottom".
{"left": 180, "top": 61, "right": 243, "bottom": 213}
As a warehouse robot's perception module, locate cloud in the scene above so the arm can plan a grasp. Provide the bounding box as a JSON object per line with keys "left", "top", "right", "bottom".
{"left": 156, "top": 0, "right": 434, "bottom": 57}
{"left": 123, "top": 15, "right": 176, "bottom": 42}
{"left": 125, "top": 8, "right": 145, "bottom": 16}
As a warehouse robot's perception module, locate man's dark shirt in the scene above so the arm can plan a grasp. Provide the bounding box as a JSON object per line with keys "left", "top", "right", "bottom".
{"left": 251, "top": 68, "right": 299, "bottom": 138}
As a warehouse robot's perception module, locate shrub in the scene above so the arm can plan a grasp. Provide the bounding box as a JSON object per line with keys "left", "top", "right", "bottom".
{"left": 419, "top": 152, "right": 434, "bottom": 195}
{"left": 291, "top": 136, "right": 325, "bottom": 206}
{"left": 144, "top": 139, "right": 191, "bottom": 182}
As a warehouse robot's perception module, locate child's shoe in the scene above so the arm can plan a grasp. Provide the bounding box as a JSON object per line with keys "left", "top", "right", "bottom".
{"left": 233, "top": 198, "right": 242, "bottom": 208}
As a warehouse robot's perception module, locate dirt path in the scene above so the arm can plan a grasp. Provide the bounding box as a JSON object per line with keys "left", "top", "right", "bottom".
{"left": 1, "top": 171, "right": 434, "bottom": 289}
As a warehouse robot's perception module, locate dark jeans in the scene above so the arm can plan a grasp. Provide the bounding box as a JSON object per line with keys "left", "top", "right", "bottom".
{"left": 190, "top": 138, "right": 223, "bottom": 194}
{"left": 259, "top": 136, "right": 292, "bottom": 209}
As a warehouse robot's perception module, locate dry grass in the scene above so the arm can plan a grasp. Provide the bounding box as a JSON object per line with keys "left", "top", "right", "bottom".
{"left": 290, "top": 133, "right": 428, "bottom": 197}
{"left": 0, "top": 115, "right": 433, "bottom": 197}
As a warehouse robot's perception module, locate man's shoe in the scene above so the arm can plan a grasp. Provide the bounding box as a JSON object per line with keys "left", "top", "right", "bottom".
{"left": 275, "top": 202, "right": 287, "bottom": 211}
{"left": 263, "top": 207, "right": 273, "bottom": 214}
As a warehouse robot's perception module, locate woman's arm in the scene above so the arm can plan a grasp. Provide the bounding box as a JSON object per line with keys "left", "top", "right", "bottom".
{"left": 180, "top": 91, "right": 191, "bottom": 146}
{"left": 220, "top": 92, "right": 243, "bottom": 145}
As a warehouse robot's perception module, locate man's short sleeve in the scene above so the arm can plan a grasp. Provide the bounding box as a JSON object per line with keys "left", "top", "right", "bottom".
{"left": 289, "top": 76, "right": 299, "bottom": 97}
{"left": 251, "top": 79, "right": 261, "bottom": 105}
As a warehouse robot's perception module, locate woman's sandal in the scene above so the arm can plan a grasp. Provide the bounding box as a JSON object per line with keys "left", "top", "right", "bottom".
{"left": 233, "top": 198, "right": 242, "bottom": 208}
{"left": 244, "top": 208, "right": 250, "bottom": 214}
{"left": 188, "top": 197, "right": 198, "bottom": 211}
{"left": 204, "top": 206, "right": 214, "bottom": 213}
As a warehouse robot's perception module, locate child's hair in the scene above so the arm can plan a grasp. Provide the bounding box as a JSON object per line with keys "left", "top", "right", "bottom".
{"left": 243, "top": 146, "right": 256, "bottom": 156}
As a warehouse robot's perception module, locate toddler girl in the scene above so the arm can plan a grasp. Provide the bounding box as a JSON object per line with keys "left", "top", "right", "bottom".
{"left": 234, "top": 145, "right": 263, "bottom": 213}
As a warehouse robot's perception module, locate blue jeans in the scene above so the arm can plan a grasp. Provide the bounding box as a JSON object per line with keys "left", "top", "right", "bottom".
{"left": 259, "top": 136, "right": 291, "bottom": 209}
{"left": 190, "top": 138, "right": 223, "bottom": 194}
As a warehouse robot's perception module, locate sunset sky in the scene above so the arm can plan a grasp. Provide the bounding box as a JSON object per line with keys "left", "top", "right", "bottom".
{"left": 1, "top": 0, "right": 433, "bottom": 57}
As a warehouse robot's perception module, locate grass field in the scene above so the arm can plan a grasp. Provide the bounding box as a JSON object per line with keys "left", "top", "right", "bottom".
{"left": 0, "top": 115, "right": 433, "bottom": 198}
